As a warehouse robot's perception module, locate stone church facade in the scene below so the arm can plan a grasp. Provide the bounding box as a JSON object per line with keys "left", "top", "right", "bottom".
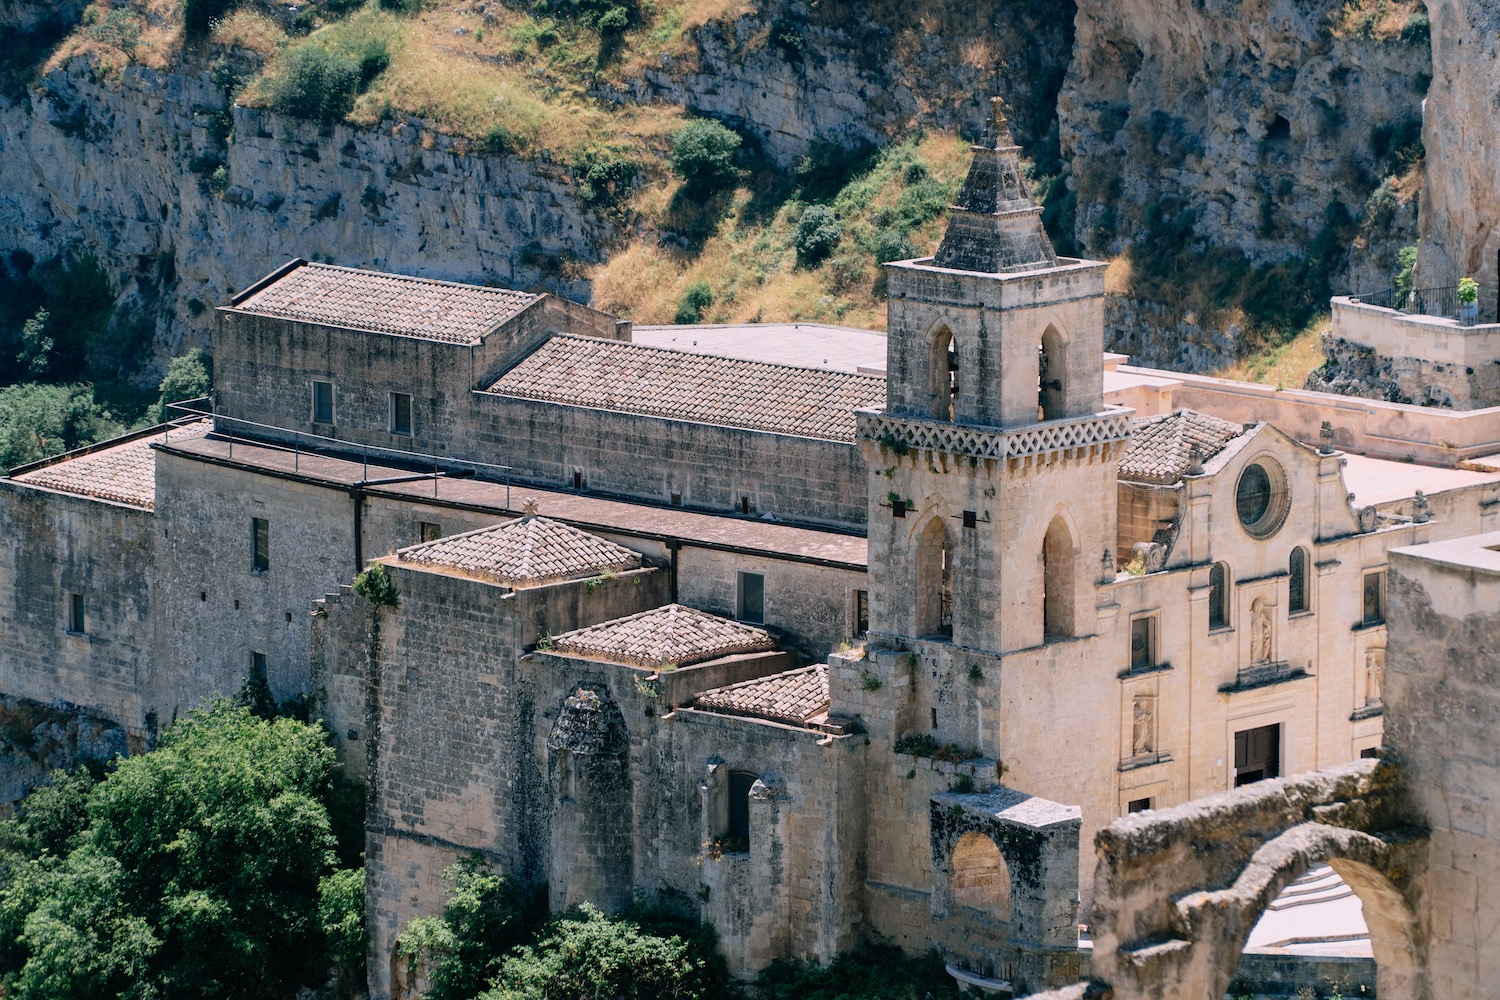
{"left": 4, "top": 101, "right": 1500, "bottom": 997}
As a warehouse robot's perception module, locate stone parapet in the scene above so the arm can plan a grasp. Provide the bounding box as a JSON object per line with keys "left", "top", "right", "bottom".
{"left": 857, "top": 407, "right": 1132, "bottom": 466}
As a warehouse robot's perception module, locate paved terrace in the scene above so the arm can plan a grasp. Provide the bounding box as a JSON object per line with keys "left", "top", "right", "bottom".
{"left": 152, "top": 432, "right": 868, "bottom": 569}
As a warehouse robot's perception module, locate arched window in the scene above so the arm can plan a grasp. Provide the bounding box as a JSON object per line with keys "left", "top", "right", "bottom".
{"left": 726, "top": 771, "right": 758, "bottom": 846}
{"left": 1288, "top": 547, "right": 1309, "bottom": 614}
{"left": 950, "top": 831, "right": 1012, "bottom": 921}
{"left": 1042, "top": 516, "right": 1075, "bottom": 640}
{"left": 929, "top": 328, "right": 959, "bottom": 422}
{"left": 1209, "top": 562, "right": 1230, "bottom": 630}
{"left": 916, "top": 517, "right": 954, "bottom": 638}
{"left": 1039, "top": 327, "right": 1066, "bottom": 421}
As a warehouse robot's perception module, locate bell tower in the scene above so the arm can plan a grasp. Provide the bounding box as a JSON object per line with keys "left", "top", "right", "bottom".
{"left": 858, "top": 98, "right": 1131, "bottom": 657}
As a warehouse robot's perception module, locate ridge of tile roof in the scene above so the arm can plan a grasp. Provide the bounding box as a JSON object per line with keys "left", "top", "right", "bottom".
{"left": 1119, "top": 408, "right": 1249, "bottom": 485}
{"left": 10, "top": 421, "right": 209, "bottom": 509}
{"left": 549, "top": 604, "right": 776, "bottom": 668}
{"left": 484, "top": 335, "right": 886, "bottom": 442}
{"left": 230, "top": 261, "right": 540, "bottom": 345}
{"left": 692, "top": 664, "right": 829, "bottom": 727}
{"left": 396, "top": 514, "right": 642, "bottom": 586}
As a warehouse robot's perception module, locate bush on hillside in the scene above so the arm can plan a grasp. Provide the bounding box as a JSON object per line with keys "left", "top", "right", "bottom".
{"left": 266, "top": 45, "right": 362, "bottom": 122}
{"left": 795, "top": 205, "right": 843, "bottom": 267}
{"left": 150, "top": 348, "right": 212, "bottom": 423}
{"left": 668, "top": 119, "right": 742, "bottom": 195}
{"left": 675, "top": 280, "right": 715, "bottom": 324}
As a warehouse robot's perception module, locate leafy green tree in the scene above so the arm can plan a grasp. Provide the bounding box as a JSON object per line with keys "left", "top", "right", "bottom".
{"left": 675, "top": 281, "right": 715, "bottom": 324}
{"left": 0, "top": 382, "right": 124, "bottom": 470}
{"left": 480, "top": 904, "right": 727, "bottom": 1000}
{"left": 0, "top": 703, "right": 342, "bottom": 999}
{"left": 794, "top": 205, "right": 843, "bottom": 267}
{"left": 0, "top": 766, "right": 98, "bottom": 860}
{"left": 149, "top": 348, "right": 212, "bottom": 423}
{"left": 396, "top": 855, "right": 542, "bottom": 1000}
{"left": 668, "top": 119, "right": 742, "bottom": 194}
{"left": 267, "top": 45, "right": 362, "bottom": 123}
{"left": 16, "top": 308, "right": 52, "bottom": 377}
{"left": 758, "top": 942, "right": 960, "bottom": 1000}
{"left": 319, "top": 867, "right": 367, "bottom": 989}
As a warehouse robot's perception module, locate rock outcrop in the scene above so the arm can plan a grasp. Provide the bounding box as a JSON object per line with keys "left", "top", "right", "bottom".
{"left": 1059, "top": 0, "right": 1428, "bottom": 273}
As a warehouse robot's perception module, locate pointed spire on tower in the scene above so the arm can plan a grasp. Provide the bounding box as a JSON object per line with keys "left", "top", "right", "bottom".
{"left": 931, "top": 97, "right": 1059, "bottom": 274}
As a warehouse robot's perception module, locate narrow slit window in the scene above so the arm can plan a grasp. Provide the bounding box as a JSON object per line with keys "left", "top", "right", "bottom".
{"left": 252, "top": 517, "right": 270, "bottom": 573}
{"left": 67, "top": 593, "right": 85, "bottom": 633}
{"left": 389, "top": 392, "right": 413, "bottom": 435}
{"left": 1362, "top": 570, "right": 1385, "bottom": 626}
{"left": 1129, "top": 615, "right": 1156, "bottom": 671}
{"left": 312, "top": 381, "right": 334, "bottom": 424}
{"left": 1288, "top": 547, "right": 1309, "bottom": 614}
{"left": 854, "top": 589, "right": 869, "bottom": 637}
{"left": 736, "top": 571, "right": 765, "bottom": 624}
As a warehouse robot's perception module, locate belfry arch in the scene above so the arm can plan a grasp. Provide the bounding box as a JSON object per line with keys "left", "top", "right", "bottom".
{"left": 929, "top": 326, "right": 959, "bottom": 422}
{"left": 1042, "top": 515, "right": 1075, "bottom": 640}
{"left": 1038, "top": 325, "right": 1066, "bottom": 421}
{"left": 916, "top": 516, "right": 955, "bottom": 638}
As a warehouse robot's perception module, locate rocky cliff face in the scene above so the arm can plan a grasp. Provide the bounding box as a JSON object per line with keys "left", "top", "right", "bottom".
{"left": 616, "top": 0, "right": 1075, "bottom": 168}
{"left": 1413, "top": 0, "right": 1499, "bottom": 304}
{"left": 0, "top": 51, "right": 611, "bottom": 373}
{"left": 1060, "top": 0, "right": 1428, "bottom": 286}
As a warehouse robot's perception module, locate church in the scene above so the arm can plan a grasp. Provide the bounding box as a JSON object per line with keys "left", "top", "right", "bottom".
{"left": 4, "top": 100, "right": 1499, "bottom": 998}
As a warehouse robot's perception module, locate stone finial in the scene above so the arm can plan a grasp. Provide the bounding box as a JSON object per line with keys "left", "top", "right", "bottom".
{"left": 1413, "top": 489, "right": 1431, "bottom": 523}
{"left": 1319, "top": 420, "right": 1336, "bottom": 455}
{"left": 1100, "top": 546, "right": 1116, "bottom": 583}
{"left": 1186, "top": 443, "right": 1205, "bottom": 476}
{"left": 522, "top": 497, "right": 540, "bottom": 517}
{"left": 991, "top": 96, "right": 1009, "bottom": 141}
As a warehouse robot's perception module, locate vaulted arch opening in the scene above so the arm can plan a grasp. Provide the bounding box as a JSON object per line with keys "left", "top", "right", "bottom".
{"left": 929, "top": 327, "right": 959, "bottom": 422}
{"left": 1042, "top": 515, "right": 1075, "bottom": 640}
{"left": 916, "top": 516, "right": 954, "bottom": 639}
{"left": 1038, "top": 326, "right": 1066, "bottom": 421}
{"left": 950, "top": 831, "right": 1012, "bottom": 921}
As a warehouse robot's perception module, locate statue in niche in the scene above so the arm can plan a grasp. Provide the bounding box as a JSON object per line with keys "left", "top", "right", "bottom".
{"left": 1365, "top": 648, "right": 1385, "bottom": 705}
{"left": 1131, "top": 696, "right": 1155, "bottom": 756}
{"left": 1250, "top": 600, "right": 1274, "bottom": 663}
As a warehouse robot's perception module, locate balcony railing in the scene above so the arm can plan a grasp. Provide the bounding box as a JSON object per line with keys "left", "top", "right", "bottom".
{"left": 1347, "top": 285, "right": 1488, "bottom": 326}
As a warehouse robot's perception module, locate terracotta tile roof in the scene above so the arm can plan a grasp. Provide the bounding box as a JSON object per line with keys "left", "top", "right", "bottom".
{"left": 231, "top": 261, "right": 540, "bottom": 344}
{"left": 693, "top": 664, "right": 829, "bottom": 727}
{"left": 485, "top": 335, "right": 886, "bottom": 441}
{"left": 550, "top": 604, "right": 776, "bottom": 668}
{"left": 1120, "top": 409, "right": 1247, "bottom": 485}
{"left": 10, "top": 421, "right": 209, "bottom": 509}
{"left": 397, "top": 514, "right": 642, "bottom": 586}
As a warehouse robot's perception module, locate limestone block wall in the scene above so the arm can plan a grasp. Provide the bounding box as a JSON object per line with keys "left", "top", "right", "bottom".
{"left": 464, "top": 392, "right": 869, "bottom": 529}
{"left": 1386, "top": 532, "right": 1500, "bottom": 1000}
{"left": 0, "top": 482, "right": 155, "bottom": 734}
{"left": 153, "top": 449, "right": 357, "bottom": 712}
{"left": 309, "top": 585, "right": 373, "bottom": 786}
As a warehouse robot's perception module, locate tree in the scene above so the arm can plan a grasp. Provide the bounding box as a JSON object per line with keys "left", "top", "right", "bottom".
{"left": 794, "top": 205, "right": 843, "bottom": 267}
{"left": 675, "top": 280, "right": 715, "bottom": 324}
{"left": 0, "top": 382, "right": 123, "bottom": 470}
{"left": 480, "top": 904, "right": 727, "bottom": 1000}
{"left": 0, "top": 703, "right": 342, "bottom": 999}
{"left": 319, "top": 867, "right": 367, "bottom": 991}
{"left": 150, "top": 348, "right": 212, "bottom": 423}
{"left": 668, "top": 119, "right": 742, "bottom": 194}
{"left": 266, "top": 45, "right": 362, "bottom": 123}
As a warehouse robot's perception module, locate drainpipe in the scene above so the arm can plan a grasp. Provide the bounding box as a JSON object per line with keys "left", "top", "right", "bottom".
{"left": 666, "top": 540, "right": 681, "bottom": 604}
{"left": 351, "top": 485, "right": 364, "bottom": 574}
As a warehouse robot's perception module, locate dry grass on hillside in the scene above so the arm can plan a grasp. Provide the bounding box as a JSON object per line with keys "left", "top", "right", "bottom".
{"left": 1332, "top": 0, "right": 1428, "bottom": 41}
{"left": 1213, "top": 319, "right": 1328, "bottom": 390}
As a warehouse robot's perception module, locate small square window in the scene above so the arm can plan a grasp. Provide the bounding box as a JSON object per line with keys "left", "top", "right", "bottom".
{"left": 389, "top": 392, "right": 413, "bottom": 436}
{"left": 962, "top": 510, "right": 977, "bottom": 529}
{"left": 1129, "top": 616, "right": 1156, "bottom": 671}
{"left": 892, "top": 499, "right": 906, "bottom": 518}
{"left": 419, "top": 521, "right": 441, "bottom": 543}
{"left": 671, "top": 492, "right": 683, "bottom": 507}
{"left": 1360, "top": 746, "right": 1380, "bottom": 759}
{"left": 252, "top": 517, "right": 270, "bottom": 573}
{"left": 1361, "top": 570, "right": 1385, "bottom": 626}
{"left": 67, "top": 593, "right": 85, "bottom": 633}
{"left": 251, "top": 650, "right": 267, "bottom": 678}
{"left": 1127, "top": 797, "right": 1153, "bottom": 814}
{"left": 853, "top": 589, "right": 869, "bottom": 637}
{"left": 311, "top": 381, "right": 334, "bottom": 424}
{"left": 736, "top": 571, "right": 765, "bottom": 624}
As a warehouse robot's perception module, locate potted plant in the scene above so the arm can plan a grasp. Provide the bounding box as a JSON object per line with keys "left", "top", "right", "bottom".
{"left": 1458, "top": 277, "right": 1479, "bottom": 323}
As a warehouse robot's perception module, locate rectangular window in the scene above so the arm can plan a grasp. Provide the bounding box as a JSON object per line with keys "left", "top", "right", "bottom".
{"left": 854, "top": 590, "right": 870, "bottom": 637}
{"left": 251, "top": 650, "right": 267, "bottom": 679}
{"left": 389, "top": 392, "right": 413, "bottom": 435}
{"left": 419, "top": 521, "right": 441, "bottom": 543}
{"left": 1129, "top": 615, "right": 1156, "bottom": 671}
{"left": 1361, "top": 570, "right": 1385, "bottom": 626}
{"left": 67, "top": 593, "right": 85, "bottom": 633}
{"left": 252, "top": 517, "right": 270, "bottom": 573}
{"left": 736, "top": 571, "right": 765, "bottom": 624}
{"left": 311, "top": 381, "right": 334, "bottom": 424}
{"left": 1233, "top": 723, "right": 1281, "bottom": 787}
{"left": 1127, "top": 797, "right": 1153, "bottom": 814}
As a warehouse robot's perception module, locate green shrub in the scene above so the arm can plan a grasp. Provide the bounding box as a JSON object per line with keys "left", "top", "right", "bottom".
{"left": 1363, "top": 176, "right": 1398, "bottom": 230}
{"left": 870, "top": 227, "right": 917, "bottom": 264}
{"left": 1400, "top": 8, "right": 1429, "bottom": 44}
{"left": 668, "top": 118, "right": 742, "bottom": 194}
{"left": 352, "top": 562, "right": 399, "bottom": 607}
{"left": 266, "top": 45, "right": 361, "bottom": 122}
{"left": 572, "top": 144, "right": 638, "bottom": 207}
{"left": 318, "top": 867, "right": 367, "bottom": 987}
{"left": 795, "top": 135, "right": 876, "bottom": 204}
{"left": 758, "top": 942, "right": 960, "bottom": 1000}
{"left": 594, "top": 6, "right": 628, "bottom": 33}
{"left": 675, "top": 280, "right": 715, "bottom": 324}
{"left": 150, "top": 349, "right": 213, "bottom": 423}
{"left": 1393, "top": 244, "right": 1418, "bottom": 302}
{"left": 794, "top": 205, "right": 843, "bottom": 267}
{"left": 0, "top": 382, "right": 123, "bottom": 470}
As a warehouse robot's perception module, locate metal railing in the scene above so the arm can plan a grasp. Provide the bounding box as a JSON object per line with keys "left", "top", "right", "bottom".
{"left": 1347, "top": 285, "right": 1482, "bottom": 325}
{"left": 163, "top": 398, "right": 514, "bottom": 504}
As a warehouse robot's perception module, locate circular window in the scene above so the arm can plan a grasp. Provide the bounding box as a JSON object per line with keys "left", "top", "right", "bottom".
{"left": 1235, "top": 458, "right": 1289, "bottom": 538}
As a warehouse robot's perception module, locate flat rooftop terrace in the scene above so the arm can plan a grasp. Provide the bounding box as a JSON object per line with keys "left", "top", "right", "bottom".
{"left": 631, "top": 323, "right": 889, "bottom": 375}
{"left": 154, "top": 432, "right": 868, "bottom": 569}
